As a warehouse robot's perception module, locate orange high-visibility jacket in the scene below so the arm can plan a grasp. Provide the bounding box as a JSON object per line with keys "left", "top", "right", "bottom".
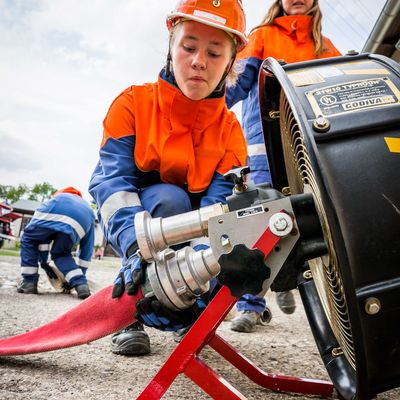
{"left": 102, "top": 76, "right": 247, "bottom": 193}
{"left": 89, "top": 73, "right": 247, "bottom": 258}
{"left": 226, "top": 15, "right": 341, "bottom": 184}
{"left": 239, "top": 15, "right": 341, "bottom": 63}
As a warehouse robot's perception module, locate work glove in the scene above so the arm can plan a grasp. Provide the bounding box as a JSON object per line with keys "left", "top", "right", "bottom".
{"left": 61, "top": 282, "right": 72, "bottom": 291}
{"left": 111, "top": 253, "right": 147, "bottom": 298}
{"left": 40, "top": 262, "right": 72, "bottom": 292}
{"left": 40, "top": 262, "right": 58, "bottom": 280}
{"left": 135, "top": 297, "right": 206, "bottom": 332}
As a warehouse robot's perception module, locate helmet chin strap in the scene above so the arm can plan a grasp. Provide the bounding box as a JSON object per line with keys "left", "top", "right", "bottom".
{"left": 215, "top": 54, "right": 236, "bottom": 92}
{"left": 166, "top": 51, "right": 172, "bottom": 77}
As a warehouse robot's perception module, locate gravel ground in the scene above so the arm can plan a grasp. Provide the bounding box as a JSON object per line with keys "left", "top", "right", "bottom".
{"left": 1, "top": 254, "right": 400, "bottom": 400}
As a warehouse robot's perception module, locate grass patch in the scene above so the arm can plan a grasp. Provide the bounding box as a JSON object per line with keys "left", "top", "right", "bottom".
{"left": 0, "top": 249, "right": 20, "bottom": 257}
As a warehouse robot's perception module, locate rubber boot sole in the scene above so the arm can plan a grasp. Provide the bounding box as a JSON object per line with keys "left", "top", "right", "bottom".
{"left": 111, "top": 333, "right": 151, "bottom": 356}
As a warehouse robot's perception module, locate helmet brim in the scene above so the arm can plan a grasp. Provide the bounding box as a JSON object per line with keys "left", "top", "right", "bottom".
{"left": 167, "top": 12, "right": 247, "bottom": 51}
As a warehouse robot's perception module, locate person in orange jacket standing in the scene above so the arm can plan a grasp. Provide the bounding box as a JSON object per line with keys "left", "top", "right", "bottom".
{"left": 89, "top": 0, "right": 248, "bottom": 356}
{"left": 226, "top": 0, "right": 341, "bottom": 333}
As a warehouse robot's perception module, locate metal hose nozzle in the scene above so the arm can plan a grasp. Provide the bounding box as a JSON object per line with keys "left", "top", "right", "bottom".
{"left": 135, "top": 203, "right": 228, "bottom": 261}
{"left": 144, "top": 246, "right": 220, "bottom": 311}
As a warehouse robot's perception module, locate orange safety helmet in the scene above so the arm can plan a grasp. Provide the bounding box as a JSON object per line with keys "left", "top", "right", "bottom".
{"left": 167, "top": 0, "right": 247, "bottom": 51}
{"left": 54, "top": 187, "right": 83, "bottom": 198}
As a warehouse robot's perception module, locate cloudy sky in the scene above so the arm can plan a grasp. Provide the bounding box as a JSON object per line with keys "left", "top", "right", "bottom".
{"left": 0, "top": 0, "right": 386, "bottom": 200}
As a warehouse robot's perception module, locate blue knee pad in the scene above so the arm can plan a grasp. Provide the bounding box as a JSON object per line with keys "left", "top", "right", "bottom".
{"left": 140, "top": 184, "right": 192, "bottom": 218}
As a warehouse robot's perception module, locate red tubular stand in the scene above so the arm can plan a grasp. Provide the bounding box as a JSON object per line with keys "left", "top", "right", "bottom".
{"left": 138, "top": 227, "right": 336, "bottom": 399}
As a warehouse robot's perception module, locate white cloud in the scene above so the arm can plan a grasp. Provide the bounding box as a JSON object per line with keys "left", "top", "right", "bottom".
{"left": 0, "top": 125, "right": 41, "bottom": 172}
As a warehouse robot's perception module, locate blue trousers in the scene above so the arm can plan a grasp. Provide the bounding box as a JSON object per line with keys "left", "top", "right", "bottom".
{"left": 20, "top": 225, "right": 87, "bottom": 287}
{"left": 139, "top": 183, "right": 194, "bottom": 218}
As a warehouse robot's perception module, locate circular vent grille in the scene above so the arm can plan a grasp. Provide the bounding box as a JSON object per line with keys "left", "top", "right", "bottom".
{"left": 279, "top": 92, "right": 356, "bottom": 370}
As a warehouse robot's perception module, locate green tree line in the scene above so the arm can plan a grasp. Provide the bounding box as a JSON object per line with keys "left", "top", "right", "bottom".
{"left": 0, "top": 182, "right": 57, "bottom": 203}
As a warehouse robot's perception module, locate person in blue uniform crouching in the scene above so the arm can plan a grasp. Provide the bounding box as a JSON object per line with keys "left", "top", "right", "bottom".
{"left": 17, "top": 186, "right": 95, "bottom": 299}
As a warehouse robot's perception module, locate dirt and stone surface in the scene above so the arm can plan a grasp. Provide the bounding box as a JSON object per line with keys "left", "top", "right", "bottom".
{"left": 1, "top": 254, "right": 399, "bottom": 400}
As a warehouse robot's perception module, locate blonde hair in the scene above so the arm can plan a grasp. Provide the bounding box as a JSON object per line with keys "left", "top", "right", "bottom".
{"left": 252, "top": 0, "right": 325, "bottom": 56}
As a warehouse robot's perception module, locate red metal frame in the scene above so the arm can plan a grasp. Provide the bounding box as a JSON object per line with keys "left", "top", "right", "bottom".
{"left": 138, "top": 227, "right": 336, "bottom": 399}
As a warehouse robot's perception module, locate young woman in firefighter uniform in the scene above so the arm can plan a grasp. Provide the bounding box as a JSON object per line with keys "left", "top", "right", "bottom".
{"left": 89, "top": 0, "right": 248, "bottom": 356}
{"left": 226, "top": 0, "right": 341, "bottom": 333}
{"left": 18, "top": 187, "right": 95, "bottom": 299}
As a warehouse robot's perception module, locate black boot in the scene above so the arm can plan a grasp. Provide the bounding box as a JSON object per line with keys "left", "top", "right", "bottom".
{"left": 111, "top": 321, "right": 151, "bottom": 356}
{"left": 275, "top": 291, "right": 296, "bottom": 314}
{"left": 74, "top": 283, "right": 91, "bottom": 299}
{"left": 17, "top": 280, "right": 38, "bottom": 294}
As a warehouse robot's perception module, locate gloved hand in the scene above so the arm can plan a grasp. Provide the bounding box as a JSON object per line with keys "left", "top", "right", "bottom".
{"left": 112, "top": 254, "right": 147, "bottom": 298}
{"left": 40, "top": 263, "right": 58, "bottom": 280}
{"left": 61, "top": 282, "right": 72, "bottom": 291}
{"left": 135, "top": 297, "right": 206, "bottom": 332}
{"left": 40, "top": 262, "right": 72, "bottom": 292}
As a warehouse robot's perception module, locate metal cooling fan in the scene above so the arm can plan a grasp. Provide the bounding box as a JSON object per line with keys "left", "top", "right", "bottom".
{"left": 279, "top": 90, "right": 356, "bottom": 370}
{"left": 259, "top": 53, "right": 400, "bottom": 399}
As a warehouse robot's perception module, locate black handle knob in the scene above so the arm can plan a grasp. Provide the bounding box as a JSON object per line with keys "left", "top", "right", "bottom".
{"left": 223, "top": 166, "right": 250, "bottom": 186}
{"left": 217, "top": 244, "right": 271, "bottom": 298}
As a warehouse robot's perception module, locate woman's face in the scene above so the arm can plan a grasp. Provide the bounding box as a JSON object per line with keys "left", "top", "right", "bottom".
{"left": 170, "top": 20, "right": 233, "bottom": 101}
{"left": 281, "top": 0, "right": 314, "bottom": 15}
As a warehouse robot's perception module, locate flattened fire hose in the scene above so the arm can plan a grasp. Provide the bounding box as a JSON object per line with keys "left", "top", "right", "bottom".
{"left": 0, "top": 286, "right": 139, "bottom": 356}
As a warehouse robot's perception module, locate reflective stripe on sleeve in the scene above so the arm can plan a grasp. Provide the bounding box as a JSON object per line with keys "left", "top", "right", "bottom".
{"left": 100, "top": 191, "right": 141, "bottom": 226}
{"left": 33, "top": 211, "right": 86, "bottom": 239}
{"left": 78, "top": 259, "right": 91, "bottom": 268}
{"left": 21, "top": 266, "right": 39, "bottom": 274}
{"left": 247, "top": 143, "right": 267, "bottom": 157}
{"left": 65, "top": 269, "right": 84, "bottom": 282}
{"left": 38, "top": 244, "right": 51, "bottom": 251}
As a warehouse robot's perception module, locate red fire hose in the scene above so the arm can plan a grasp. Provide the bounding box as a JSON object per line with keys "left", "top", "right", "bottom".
{"left": 0, "top": 286, "right": 141, "bottom": 356}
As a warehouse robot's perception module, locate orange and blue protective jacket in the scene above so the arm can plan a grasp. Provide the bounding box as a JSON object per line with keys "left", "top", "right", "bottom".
{"left": 26, "top": 193, "right": 95, "bottom": 267}
{"left": 89, "top": 70, "right": 247, "bottom": 259}
{"left": 226, "top": 15, "right": 341, "bottom": 184}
